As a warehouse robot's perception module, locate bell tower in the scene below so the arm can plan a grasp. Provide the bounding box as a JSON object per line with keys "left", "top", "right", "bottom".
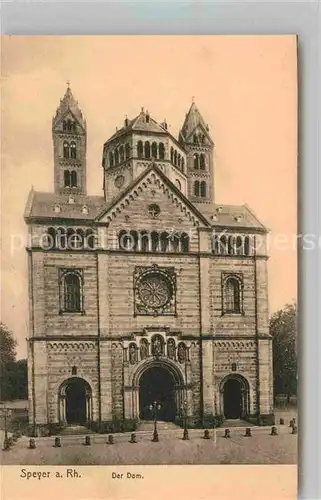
{"left": 179, "top": 101, "right": 214, "bottom": 204}
{"left": 52, "top": 83, "right": 87, "bottom": 195}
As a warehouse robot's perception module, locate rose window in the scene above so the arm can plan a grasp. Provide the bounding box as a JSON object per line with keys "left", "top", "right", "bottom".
{"left": 138, "top": 273, "right": 172, "bottom": 309}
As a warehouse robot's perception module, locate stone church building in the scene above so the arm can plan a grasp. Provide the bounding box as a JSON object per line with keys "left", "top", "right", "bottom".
{"left": 25, "top": 86, "right": 274, "bottom": 434}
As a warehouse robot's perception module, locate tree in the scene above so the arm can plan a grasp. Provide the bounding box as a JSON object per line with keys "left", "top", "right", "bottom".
{"left": 0, "top": 323, "right": 27, "bottom": 401}
{"left": 0, "top": 323, "right": 17, "bottom": 367}
{"left": 270, "top": 303, "right": 297, "bottom": 401}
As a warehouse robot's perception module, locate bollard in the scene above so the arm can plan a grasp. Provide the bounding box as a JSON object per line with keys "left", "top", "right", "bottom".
{"left": 54, "top": 437, "right": 61, "bottom": 448}
{"left": 203, "top": 429, "right": 210, "bottom": 440}
{"left": 292, "top": 426, "right": 298, "bottom": 435}
{"left": 183, "top": 429, "right": 189, "bottom": 440}
{"left": 224, "top": 429, "right": 231, "bottom": 439}
{"left": 29, "top": 438, "right": 36, "bottom": 449}
{"left": 279, "top": 418, "right": 284, "bottom": 425}
{"left": 129, "top": 433, "right": 137, "bottom": 444}
{"left": 245, "top": 428, "right": 252, "bottom": 437}
{"left": 84, "top": 435, "right": 91, "bottom": 446}
{"left": 271, "top": 426, "right": 278, "bottom": 436}
{"left": 107, "top": 434, "right": 114, "bottom": 445}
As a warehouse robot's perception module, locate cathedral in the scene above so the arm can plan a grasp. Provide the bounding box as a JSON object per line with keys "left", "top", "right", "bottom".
{"left": 24, "top": 86, "right": 274, "bottom": 435}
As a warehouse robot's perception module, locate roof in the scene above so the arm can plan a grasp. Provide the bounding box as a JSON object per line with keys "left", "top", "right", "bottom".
{"left": 104, "top": 109, "right": 185, "bottom": 152}
{"left": 179, "top": 102, "right": 213, "bottom": 145}
{"left": 194, "top": 202, "right": 267, "bottom": 231}
{"left": 52, "top": 87, "right": 86, "bottom": 129}
{"left": 24, "top": 189, "right": 107, "bottom": 222}
{"left": 96, "top": 162, "right": 211, "bottom": 228}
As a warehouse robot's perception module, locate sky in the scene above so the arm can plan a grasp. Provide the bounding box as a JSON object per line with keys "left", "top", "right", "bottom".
{"left": 1, "top": 35, "right": 297, "bottom": 359}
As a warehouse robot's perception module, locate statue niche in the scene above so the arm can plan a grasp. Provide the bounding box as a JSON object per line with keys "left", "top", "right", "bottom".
{"left": 140, "top": 338, "right": 149, "bottom": 360}
{"left": 151, "top": 335, "right": 164, "bottom": 357}
{"left": 167, "top": 338, "right": 176, "bottom": 360}
{"left": 129, "top": 343, "right": 138, "bottom": 364}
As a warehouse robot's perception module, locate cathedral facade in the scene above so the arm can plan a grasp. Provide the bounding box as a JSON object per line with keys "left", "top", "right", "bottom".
{"left": 25, "top": 87, "right": 274, "bottom": 435}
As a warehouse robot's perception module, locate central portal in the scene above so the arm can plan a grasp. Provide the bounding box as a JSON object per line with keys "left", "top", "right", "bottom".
{"left": 139, "top": 366, "right": 176, "bottom": 421}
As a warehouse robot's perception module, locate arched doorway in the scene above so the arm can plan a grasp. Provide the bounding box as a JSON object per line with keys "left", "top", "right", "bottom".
{"left": 139, "top": 366, "right": 176, "bottom": 421}
{"left": 59, "top": 378, "right": 92, "bottom": 425}
{"left": 222, "top": 375, "right": 249, "bottom": 419}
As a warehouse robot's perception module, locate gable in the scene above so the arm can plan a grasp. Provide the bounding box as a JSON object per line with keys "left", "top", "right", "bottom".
{"left": 96, "top": 166, "right": 210, "bottom": 230}
{"left": 53, "top": 109, "right": 86, "bottom": 133}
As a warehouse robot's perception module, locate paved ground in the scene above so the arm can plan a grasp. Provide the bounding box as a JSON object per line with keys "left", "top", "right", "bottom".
{"left": 0, "top": 404, "right": 298, "bottom": 465}
{"left": 1, "top": 427, "right": 297, "bottom": 465}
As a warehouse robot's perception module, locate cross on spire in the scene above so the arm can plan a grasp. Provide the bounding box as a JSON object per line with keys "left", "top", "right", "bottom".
{"left": 66, "top": 80, "right": 71, "bottom": 89}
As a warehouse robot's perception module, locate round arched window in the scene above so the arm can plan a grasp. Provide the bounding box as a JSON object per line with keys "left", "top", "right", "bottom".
{"left": 138, "top": 272, "right": 173, "bottom": 309}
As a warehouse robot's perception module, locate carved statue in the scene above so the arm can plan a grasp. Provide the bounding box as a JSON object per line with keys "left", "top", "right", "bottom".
{"left": 152, "top": 335, "right": 163, "bottom": 356}
{"left": 140, "top": 339, "right": 149, "bottom": 360}
{"left": 129, "top": 343, "right": 137, "bottom": 364}
{"left": 177, "top": 342, "right": 186, "bottom": 364}
{"left": 167, "top": 339, "right": 175, "bottom": 360}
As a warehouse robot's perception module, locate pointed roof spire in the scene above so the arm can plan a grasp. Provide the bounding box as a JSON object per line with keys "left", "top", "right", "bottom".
{"left": 52, "top": 83, "right": 86, "bottom": 129}
{"left": 179, "top": 99, "right": 212, "bottom": 144}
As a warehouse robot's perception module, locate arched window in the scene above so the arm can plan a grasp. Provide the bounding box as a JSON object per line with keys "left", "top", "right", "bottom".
{"left": 109, "top": 152, "right": 114, "bottom": 167}
{"left": 125, "top": 143, "right": 130, "bottom": 159}
{"left": 64, "top": 170, "right": 71, "bottom": 187}
{"left": 151, "top": 142, "right": 158, "bottom": 159}
{"left": 228, "top": 236, "right": 236, "bottom": 255}
{"left": 64, "top": 273, "right": 82, "bottom": 312}
{"left": 85, "top": 229, "right": 95, "bottom": 249}
{"left": 74, "top": 229, "right": 84, "bottom": 249}
{"left": 170, "top": 147, "right": 174, "bottom": 163}
{"left": 224, "top": 277, "right": 241, "bottom": 314}
{"left": 194, "top": 181, "right": 200, "bottom": 196}
{"left": 119, "top": 230, "right": 133, "bottom": 251}
{"left": 160, "top": 232, "right": 169, "bottom": 252}
{"left": 178, "top": 154, "right": 181, "bottom": 168}
{"left": 56, "top": 227, "right": 67, "bottom": 250}
{"left": 200, "top": 154, "right": 205, "bottom": 169}
{"left": 159, "top": 143, "right": 165, "bottom": 160}
{"left": 235, "top": 236, "right": 244, "bottom": 255}
{"left": 175, "top": 179, "right": 181, "bottom": 190}
{"left": 200, "top": 181, "right": 207, "bottom": 197}
{"left": 219, "top": 235, "right": 227, "bottom": 254}
{"left": 71, "top": 170, "right": 77, "bottom": 187}
{"left": 181, "top": 158, "right": 185, "bottom": 172}
{"left": 181, "top": 233, "right": 189, "bottom": 252}
{"left": 144, "top": 141, "right": 151, "bottom": 159}
{"left": 130, "top": 231, "right": 139, "bottom": 251}
{"left": 70, "top": 142, "right": 76, "bottom": 159}
{"left": 67, "top": 120, "right": 73, "bottom": 131}
{"left": 174, "top": 150, "right": 177, "bottom": 166}
{"left": 137, "top": 141, "right": 143, "bottom": 159}
{"left": 46, "top": 227, "right": 56, "bottom": 249}
{"left": 140, "top": 231, "right": 150, "bottom": 252}
{"left": 194, "top": 154, "right": 199, "bottom": 169}
{"left": 244, "top": 236, "right": 251, "bottom": 256}
{"left": 62, "top": 121, "right": 67, "bottom": 131}
{"left": 151, "top": 231, "right": 159, "bottom": 252}
{"left": 63, "top": 142, "right": 70, "bottom": 159}
{"left": 119, "top": 145, "right": 124, "bottom": 163}
{"left": 114, "top": 149, "right": 119, "bottom": 165}
{"left": 193, "top": 134, "right": 198, "bottom": 144}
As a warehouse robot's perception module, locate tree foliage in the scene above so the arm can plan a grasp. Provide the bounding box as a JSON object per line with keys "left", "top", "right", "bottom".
{"left": 270, "top": 303, "right": 297, "bottom": 399}
{"left": 0, "top": 323, "right": 27, "bottom": 401}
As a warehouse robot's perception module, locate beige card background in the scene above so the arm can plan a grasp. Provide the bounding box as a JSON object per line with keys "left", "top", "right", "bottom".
{"left": 1, "top": 35, "right": 297, "bottom": 499}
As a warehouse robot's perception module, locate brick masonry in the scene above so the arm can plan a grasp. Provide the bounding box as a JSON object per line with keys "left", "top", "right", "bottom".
{"left": 25, "top": 92, "right": 274, "bottom": 434}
